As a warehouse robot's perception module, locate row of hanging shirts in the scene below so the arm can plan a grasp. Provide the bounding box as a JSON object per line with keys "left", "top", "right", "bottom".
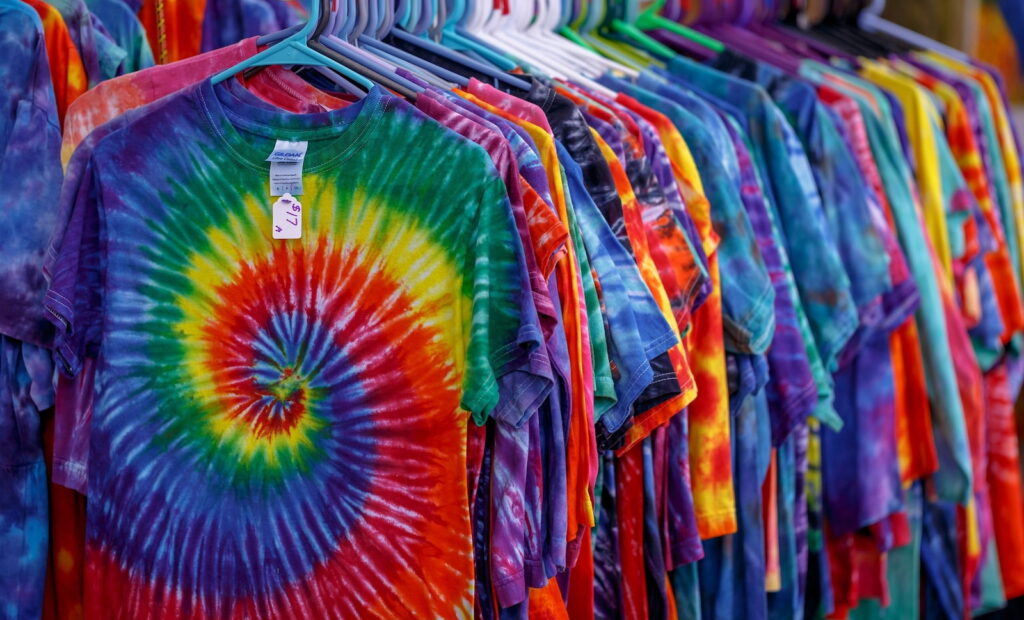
{"left": 3, "top": 0, "right": 1024, "bottom": 619}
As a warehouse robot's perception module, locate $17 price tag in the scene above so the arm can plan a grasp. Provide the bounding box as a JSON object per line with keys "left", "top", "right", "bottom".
{"left": 273, "top": 193, "right": 302, "bottom": 239}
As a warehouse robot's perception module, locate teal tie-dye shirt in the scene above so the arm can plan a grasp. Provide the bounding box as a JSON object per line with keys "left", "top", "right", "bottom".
{"left": 799, "top": 61, "right": 973, "bottom": 505}
{"left": 662, "top": 57, "right": 858, "bottom": 374}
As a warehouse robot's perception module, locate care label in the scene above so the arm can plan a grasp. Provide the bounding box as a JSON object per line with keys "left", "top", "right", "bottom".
{"left": 273, "top": 193, "right": 302, "bottom": 239}
{"left": 267, "top": 140, "right": 308, "bottom": 196}
{"left": 270, "top": 161, "right": 304, "bottom": 196}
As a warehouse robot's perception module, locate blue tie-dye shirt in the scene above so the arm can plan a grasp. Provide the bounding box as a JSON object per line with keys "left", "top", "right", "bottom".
{"left": 0, "top": 0, "right": 63, "bottom": 348}
{"left": 0, "top": 13, "right": 60, "bottom": 619}
{"left": 84, "top": 0, "right": 154, "bottom": 73}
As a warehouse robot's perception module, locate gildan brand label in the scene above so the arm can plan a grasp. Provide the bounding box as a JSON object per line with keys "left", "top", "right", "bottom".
{"left": 266, "top": 140, "right": 308, "bottom": 163}
{"left": 267, "top": 140, "right": 308, "bottom": 196}
{"left": 273, "top": 193, "right": 302, "bottom": 239}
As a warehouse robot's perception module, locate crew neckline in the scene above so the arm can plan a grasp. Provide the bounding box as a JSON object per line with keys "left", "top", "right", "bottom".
{"left": 196, "top": 77, "right": 386, "bottom": 173}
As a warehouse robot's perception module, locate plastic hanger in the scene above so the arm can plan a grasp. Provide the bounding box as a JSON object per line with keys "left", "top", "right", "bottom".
{"left": 413, "top": 0, "right": 437, "bottom": 37}
{"left": 688, "top": 1, "right": 800, "bottom": 73}
{"left": 560, "top": 0, "right": 642, "bottom": 76}
{"left": 606, "top": 0, "right": 678, "bottom": 61}
{"left": 634, "top": 0, "right": 724, "bottom": 53}
{"left": 440, "top": 0, "right": 521, "bottom": 70}
{"left": 481, "top": 0, "right": 586, "bottom": 77}
{"left": 399, "top": 0, "right": 418, "bottom": 31}
{"left": 619, "top": 0, "right": 703, "bottom": 58}
{"left": 537, "top": 0, "right": 622, "bottom": 74}
{"left": 356, "top": 0, "right": 471, "bottom": 86}
{"left": 741, "top": 11, "right": 834, "bottom": 62}
{"left": 528, "top": 0, "right": 602, "bottom": 69}
{"left": 311, "top": 0, "right": 424, "bottom": 94}
{"left": 212, "top": 0, "right": 374, "bottom": 92}
{"left": 245, "top": 0, "right": 412, "bottom": 96}
{"left": 858, "top": 0, "right": 968, "bottom": 61}
{"left": 326, "top": 0, "right": 343, "bottom": 38}
{"left": 352, "top": 0, "right": 373, "bottom": 42}
{"left": 708, "top": 22, "right": 802, "bottom": 73}
{"left": 480, "top": 0, "right": 629, "bottom": 92}
{"left": 258, "top": 23, "right": 304, "bottom": 46}
{"left": 579, "top": 0, "right": 661, "bottom": 70}
{"left": 290, "top": 0, "right": 421, "bottom": 98}
{"left": 386, "top": 0, "right": 531, "bottom": 89}
{"left": 335, "top": 0, "right": 356, "bottom": 42}
{"left": 376, "top": 0, "right": 392, "bottom": 38}
{"left": 353, "top": 0, "right": 461, "bottom": 87}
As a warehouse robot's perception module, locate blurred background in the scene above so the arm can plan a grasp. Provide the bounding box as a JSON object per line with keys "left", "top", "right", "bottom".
{"left": 880, "top": 0, "right": 1024, "bottom": 135}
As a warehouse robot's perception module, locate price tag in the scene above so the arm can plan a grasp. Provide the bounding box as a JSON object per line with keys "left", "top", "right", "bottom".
{"left": 273, "top": 193, "right": 302, "bottom": 239}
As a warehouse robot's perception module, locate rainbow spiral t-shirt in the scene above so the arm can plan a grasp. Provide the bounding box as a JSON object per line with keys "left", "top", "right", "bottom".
{"left": 45, "top": 80, "right": 543, "bottom": 618}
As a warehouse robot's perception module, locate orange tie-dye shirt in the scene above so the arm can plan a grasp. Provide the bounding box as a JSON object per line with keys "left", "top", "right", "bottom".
{"left": 917, "top": 51, "right": 1024, "bottom": 296}
{"left": 588, "top": 132, "right": 698, "bottom": 452}
{"left": 891, "top": 59, "right": 1024, "bottom": 342}
{"left": 22, "top": 0, "right": 86, "bottom": 124}
{"left": 613, "top": 94, "right": 736, "bottom": 538}
{"left": 137, "top": 0, "right": 206, "bottom": 63}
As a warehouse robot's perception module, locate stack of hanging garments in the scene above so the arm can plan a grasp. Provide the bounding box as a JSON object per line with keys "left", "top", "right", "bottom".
{"left": 4, "top": 0, "right": 1024, "bottom": 618}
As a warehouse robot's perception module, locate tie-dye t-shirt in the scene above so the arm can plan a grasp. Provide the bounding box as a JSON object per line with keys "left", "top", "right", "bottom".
{"left": 84, "top": 0, "right": 154, "bottom": 73}
{"left": 62, "top": 36, "right": 256, "bottom": 164}
{"left": 660, "top": 58, "right": 858, "bottom": 373}
{"left": 201, "top": 0, "right": 302, "bottom": 54}
{"left": 0, "top": 0, "right": 63, "bottom": 348}
{"left": 22, "top": 0, "right": 87, "bottom": 124}
{"left": 0, "top": 336, "right": 55, "bottom": 620}
{"left": 45, "top": 80, "right": 545, "bottom": 617}
{"left": 47, "top": 0, "right": 126, "bottom": 86}
{"left": 412, "top": 87, "right": 560, "bottom": 609}
{"left": 137, "top": 0, "right": 206, "bottom": 63}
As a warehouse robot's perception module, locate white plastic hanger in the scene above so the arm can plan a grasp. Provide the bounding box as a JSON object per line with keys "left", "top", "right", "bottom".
{"left": 469, "top": 0, "right": 631, "bottom": 93}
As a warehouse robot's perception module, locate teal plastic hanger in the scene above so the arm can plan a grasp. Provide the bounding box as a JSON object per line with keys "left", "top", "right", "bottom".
{"left": 212, "top": 0, "right": 375, "bottom": 89}
{"left": 442, "top": 0, "right": 519, "bottom": 71}
{"left": 394, "top": 0, "right": 409, "bottom": 30}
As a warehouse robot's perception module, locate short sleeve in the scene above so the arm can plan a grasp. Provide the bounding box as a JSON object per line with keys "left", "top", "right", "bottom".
{"left": 44, "top": 148, "right": 105, "bottom": 377}
{"left": 461, "top": 175, "right": 550, "bottom": 427}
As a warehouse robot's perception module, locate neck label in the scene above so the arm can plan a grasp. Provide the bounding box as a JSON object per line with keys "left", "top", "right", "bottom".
{"left": 268, "top": 140, "right": 308, "bottom": 196}
{"left": 266, "top": 140, "right": 308, "bottom": 163}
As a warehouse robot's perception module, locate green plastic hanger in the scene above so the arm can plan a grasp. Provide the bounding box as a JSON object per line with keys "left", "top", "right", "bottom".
{"left": 558, "top": 0, "right": 597, "bottom": 52}
{"left": 610, "top": 19, "right": 676, "bottom": 60}
{"left": 634, "top": 0, "right": 724, "bottom": 53}
{"left": 576, "top": 0, "right": 652, "bottom": 71}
